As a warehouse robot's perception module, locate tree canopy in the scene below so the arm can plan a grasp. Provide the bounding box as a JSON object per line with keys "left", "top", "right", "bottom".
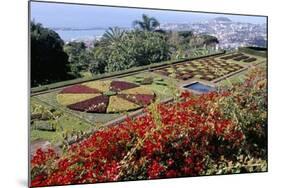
{"left": 189, "top": 34, "right": 219, "bottom": 48}
{"left": 133, "top": 14, "right": 160, "bottom": 31}
{"left": 30, "top": 15, "right": 220, "bottom": 87}
{"left": 90, "top": 30, "right": 170, "bottom": 74}
{"left": 31, "top": 21, "right": 73, "bottom": 86}
{"left": 64, "top": 41, "right": 93, "bottom": 76}
{"left": 101, "top": 27, "right": 125, "bottom": 44}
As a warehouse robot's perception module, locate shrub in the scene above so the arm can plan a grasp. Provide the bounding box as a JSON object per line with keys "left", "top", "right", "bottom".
{"left": 31, "top": 67, "right": 267, "bottom": 186}
{"left": 218, "top": 67, "right": 267, "bottom": 157}
{"left": 90, "top": 30, "right": 171, "bottom": 74}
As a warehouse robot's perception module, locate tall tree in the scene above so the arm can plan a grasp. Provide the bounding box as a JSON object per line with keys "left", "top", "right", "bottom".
{"left": 64, "top": 41, "right": 91, "bottom": 76}
{"left": 132, "top": 14, "right": 160, "bottom": 31}
{"left": 203, "top": 35, "right": 219, "bottom": 46}
{"left": 90, "top": 31, "right": 170, "bottom": 74}
{"left": 102, "top": 27, "right": 125, "bottom": 44}
{"left": 189, "top": 35, "right": 219, "bottom": 48}
{"left": 31, "top": 21, "right": 72, "bottom": 87}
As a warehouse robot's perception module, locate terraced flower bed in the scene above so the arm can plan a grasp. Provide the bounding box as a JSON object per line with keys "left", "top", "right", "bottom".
{"left": 220, "top": 53, "right": 257, "bottom": 62}
{"left": 233, "top": 55, "right": 250, "bottom": 61}
{"left": 57, "top": 80, "right": 155, "bottom": 113}
{"left": 220, "top": 53, "right": 244, "bottom": 60}
{"left": 243, "top": 57, "right": 257, "bottom": 63}
{"left": 153, "top": 58, "right": 244, "bottom": 81}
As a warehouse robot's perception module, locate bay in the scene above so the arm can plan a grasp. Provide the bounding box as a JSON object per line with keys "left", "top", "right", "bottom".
{"left": 55, "top": 29, "right": 106, "bottom": 41}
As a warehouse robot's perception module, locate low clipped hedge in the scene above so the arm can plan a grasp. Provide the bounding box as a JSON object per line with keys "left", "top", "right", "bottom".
{"left": 238, "top": 47, "right": 267, "bottom": 58}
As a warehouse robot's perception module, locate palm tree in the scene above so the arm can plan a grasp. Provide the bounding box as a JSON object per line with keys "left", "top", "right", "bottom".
{"left": 132, "top": 14, "right": 160, "bottom": 31}
{"left": 102, "top": 27, "right": 125, "bottom": 43}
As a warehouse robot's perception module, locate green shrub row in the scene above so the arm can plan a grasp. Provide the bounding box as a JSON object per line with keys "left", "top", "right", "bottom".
{"left": 238, "top": 47, "right": 267, "bottom": 58}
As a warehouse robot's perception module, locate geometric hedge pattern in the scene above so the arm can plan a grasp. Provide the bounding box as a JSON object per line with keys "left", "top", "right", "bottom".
{"left": 57, "top": 80, "right": 155, "bottom": 113}
{"left": 153, "top": 58, "right": 244, "bottom": 81}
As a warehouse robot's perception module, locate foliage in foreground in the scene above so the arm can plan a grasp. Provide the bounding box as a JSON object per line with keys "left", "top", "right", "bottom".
{"left": 31, "top": 67, "right": 267, "bottom": 187}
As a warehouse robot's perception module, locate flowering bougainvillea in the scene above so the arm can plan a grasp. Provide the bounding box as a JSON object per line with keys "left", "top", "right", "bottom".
{"left": 31, "top": 67, "right": 267, "bottom": 187}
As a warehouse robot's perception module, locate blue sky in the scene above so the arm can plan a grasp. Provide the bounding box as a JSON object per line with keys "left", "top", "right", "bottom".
{"left": 30, "top": 1, "right": 267, "bottom": 28}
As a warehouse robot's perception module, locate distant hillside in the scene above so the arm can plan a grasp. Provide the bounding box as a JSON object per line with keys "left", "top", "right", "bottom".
{"left": 212, "top": 17, "right": 232, "bottom": 22}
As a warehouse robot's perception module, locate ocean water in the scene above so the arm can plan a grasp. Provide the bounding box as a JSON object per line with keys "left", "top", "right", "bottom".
{"left": 55, "top": 29, "right": 106, "bottom": 41}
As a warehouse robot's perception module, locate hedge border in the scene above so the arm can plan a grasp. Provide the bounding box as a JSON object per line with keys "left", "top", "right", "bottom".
{"left": 238, "top": 47, "right": 267, "bottom": 58}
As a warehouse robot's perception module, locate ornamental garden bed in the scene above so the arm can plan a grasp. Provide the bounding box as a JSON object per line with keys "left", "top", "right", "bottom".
{"left": 57, "top": 80, "right": 155, "bottom": 113}
{"left": 32, "top": 73, "right": 176, "bottom": 132}
{"left": 153, "top": 57, "right": 244, "bottom": 81}
{"left": 31, "top": 74, "right": 175, "bottom": 147}
{"left": 220, "top": 53, "right": 258, "bottom": 63}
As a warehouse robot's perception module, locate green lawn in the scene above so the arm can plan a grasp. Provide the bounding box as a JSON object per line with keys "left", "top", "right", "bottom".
{"left": 119, "top": 72, "right": 178, "bottom": 101}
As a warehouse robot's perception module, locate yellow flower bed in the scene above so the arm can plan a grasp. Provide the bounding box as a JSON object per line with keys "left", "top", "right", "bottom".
{"left": 82, "top": 80, "right": 111, "bottom": 92}
{"left": 57, "top": 93, "right": 100, "bottom": 106}
{"left": 120, "top": 86, "right": 154, "bottom": 95}
{"left": 107, "top": 96, "right": 140, "bottom": 113}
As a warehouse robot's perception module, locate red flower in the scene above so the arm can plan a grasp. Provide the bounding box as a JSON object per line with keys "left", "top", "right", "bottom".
{"left": 147, "top": 160, "right": 165, "bottom": 179}
{"left": 31, "top": 86, "right": 258, "bottom": 186}
{"left": 165, "top": 170, "right": 177, "bottom": 178}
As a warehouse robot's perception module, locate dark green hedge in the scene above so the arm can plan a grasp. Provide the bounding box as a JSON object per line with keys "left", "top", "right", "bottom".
{"left": 238, "top": 47, "right": 267, "bottom": 58}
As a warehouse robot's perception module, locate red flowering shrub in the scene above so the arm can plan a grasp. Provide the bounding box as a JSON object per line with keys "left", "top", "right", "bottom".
{"left": 31, "top": 92, "right": 247, "bottom": 186}
{"left": 218, "top": 67, "right": 267, "bottom": 157}
{"left": 31, "top": 148, "right": 58, "bottom": 186}
{"left": 31, "top": 67, "right": 267, "bottom": 187}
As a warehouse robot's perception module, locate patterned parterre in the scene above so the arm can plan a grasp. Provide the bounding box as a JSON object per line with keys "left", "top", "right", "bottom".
{"left": 153, "top": 58, "right": 244, "bottom": 81}
{"left": 57, "top": 80, "right": 155, "bottom": 113}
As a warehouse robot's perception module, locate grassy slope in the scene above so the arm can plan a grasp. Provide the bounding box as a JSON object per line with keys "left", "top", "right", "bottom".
{"left": 119, "top": 72, "right": 178, "bottom": 101}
